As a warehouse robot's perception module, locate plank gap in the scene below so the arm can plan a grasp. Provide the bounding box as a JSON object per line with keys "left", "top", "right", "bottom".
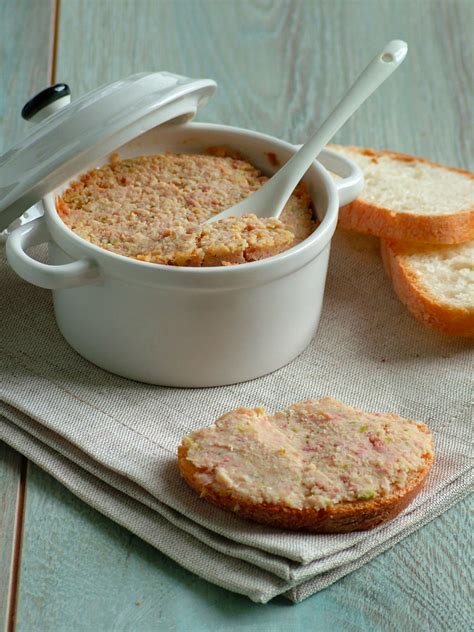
{"left": 4, "top": 2, "right": 60, "bottom": 628}
{"left": 50, "top": 0, "right": 61, "bottom": 84}
{"left": 6, "top": 458, "right": 28, "bottom": 632}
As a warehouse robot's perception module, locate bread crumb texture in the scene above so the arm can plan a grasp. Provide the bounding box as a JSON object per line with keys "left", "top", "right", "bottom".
{"left": 330, "top": 145, "right": 474, "bottom": 244}
{"left": 401, "top": 241, "right": 474, "bottom": 308}
{"left": 57, "top": 151, "right": 316, "bottom": 266}
{"left": 333, "top": 145, "right": 474, "bottom": 217}
{"left": 382, "top": 239, "right": 474, "bottom": 336}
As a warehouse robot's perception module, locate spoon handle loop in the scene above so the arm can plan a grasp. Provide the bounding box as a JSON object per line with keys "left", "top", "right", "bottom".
{"left": 266, "top": 40, "right": 408, "bottom": 217}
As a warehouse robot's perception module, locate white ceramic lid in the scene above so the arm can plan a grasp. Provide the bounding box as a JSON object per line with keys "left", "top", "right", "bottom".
{"left": 0, "top": 72, "right": 217, "bottom": 230}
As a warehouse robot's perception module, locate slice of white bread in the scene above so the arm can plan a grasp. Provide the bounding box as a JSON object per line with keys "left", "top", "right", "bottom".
{"left": 330, "top": 145, "right": 474, "bottom": 244}
{"left": 178, "top": 397, "right": 434, "bottom": 533}
{"left": 381, "top": 239, "right": 474, "bottom": 337}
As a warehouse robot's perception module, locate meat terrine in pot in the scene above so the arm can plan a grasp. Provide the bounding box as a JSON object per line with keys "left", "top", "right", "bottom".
{"left": 4, "top": 73, "right": 363, "bottom": 386}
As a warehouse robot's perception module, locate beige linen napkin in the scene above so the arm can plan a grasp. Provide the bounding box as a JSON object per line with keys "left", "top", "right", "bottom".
{"left": 0, "top": 229, "right": 472, "bottom": 602}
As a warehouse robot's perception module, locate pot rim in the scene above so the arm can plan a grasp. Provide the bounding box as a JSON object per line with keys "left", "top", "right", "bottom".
{"left": 43, "top": 122, "right": 339, "bottom": 280}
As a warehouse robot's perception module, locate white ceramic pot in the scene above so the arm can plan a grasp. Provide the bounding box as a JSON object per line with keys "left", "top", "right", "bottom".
{"left": 6, "top": 122, "right": 363, "bottom": 386}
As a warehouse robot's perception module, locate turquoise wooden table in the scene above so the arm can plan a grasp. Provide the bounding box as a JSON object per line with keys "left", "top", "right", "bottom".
{"left": 1, "top": 1, "right": 472, "bottom": 630}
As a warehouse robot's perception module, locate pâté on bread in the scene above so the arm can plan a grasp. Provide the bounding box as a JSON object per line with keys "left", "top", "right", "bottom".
{"left": 178, "top": 398, "right": 434, "bottom": 533}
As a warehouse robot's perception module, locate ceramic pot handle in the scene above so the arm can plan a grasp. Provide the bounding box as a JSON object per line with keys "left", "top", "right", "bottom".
{"left": 317, "top": 148, "right": 364, "bottom": 207}
{"left": 6, "top": 216, "right": 99, "bottom": 290}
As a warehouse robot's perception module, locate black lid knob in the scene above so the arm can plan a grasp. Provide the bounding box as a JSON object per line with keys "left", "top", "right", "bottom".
{"left": 21, "top": 83, "right": 71, "bottom": 120}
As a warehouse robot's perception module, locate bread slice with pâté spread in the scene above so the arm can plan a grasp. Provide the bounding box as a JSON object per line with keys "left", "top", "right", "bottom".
{"left": 330, "top": 145, "right": 474, "bottom": 244}
{"left": 178, "top": 397, "right": 434, "bottom": 533}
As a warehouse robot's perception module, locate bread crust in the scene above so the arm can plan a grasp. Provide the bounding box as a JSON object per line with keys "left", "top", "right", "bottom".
{"left": 381, "top": 240, "right": 474, "bottom": 337}
{"left": 177, "top": 427, "right": 434, "bottom": 533}
{"left": 334, "top": 146, "right": 474, "bottom": 244}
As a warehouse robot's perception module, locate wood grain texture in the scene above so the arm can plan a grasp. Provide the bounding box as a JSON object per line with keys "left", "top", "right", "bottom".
{"left": 0, "top": 443, "right": 23, "bottom": 632}
{"left": 16, "top": 465, "right": 473, "bottom": 632}
{"left": 7, "top": 0, "right": 473, "bottom": 629}
{"left": 0, "top": 0, "right": 54, "bottom": 147}
{"left": 55, "top": 0, "right": 474, "bottom": 168}
{"left": 0, "top": 0, "right": 53, "bottom": 629}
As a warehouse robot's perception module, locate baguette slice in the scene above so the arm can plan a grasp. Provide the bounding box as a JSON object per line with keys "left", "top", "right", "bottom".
{"left": 381, "top": 239, "right": 474, "bottom": 337}
{"left": 330, "top": 145, "right": 474, "bottom": 244}
{"left": 178, "top": 398, "right": 434, "bottom": 533}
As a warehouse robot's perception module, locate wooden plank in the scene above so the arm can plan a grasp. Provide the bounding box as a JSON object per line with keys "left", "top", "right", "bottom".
{"left": 54, "top": 0, "right": 473, "bottom": 168}
{"left": 0, "top": 0, "right": 55, "bottom": 147}
{"left": 12, "top": 0, "right": 474, "bottom": 629}
{"left": 16, "top": 465, "right": 473, "bottom": 632}
{"left": 0, "top": 444, "right": 23, "bottom": 632}
{"left": 0, "top": 0, "right": 54, "bottom": 629}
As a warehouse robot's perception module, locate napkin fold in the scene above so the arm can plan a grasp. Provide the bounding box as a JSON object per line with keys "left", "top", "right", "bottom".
{"left": 0, "top": 230, "right": 472, "bottom": 603}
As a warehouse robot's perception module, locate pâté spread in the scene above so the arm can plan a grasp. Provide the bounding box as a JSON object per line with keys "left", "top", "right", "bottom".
{"left": 57, "top": 150, "right": 316, "bottom": 266}
{"left": 182, "top": 398, "right": 434, "bottom": 510}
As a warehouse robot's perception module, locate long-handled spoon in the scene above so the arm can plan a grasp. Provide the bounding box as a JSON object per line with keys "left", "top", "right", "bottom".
{"left": 206, "top": 39, "right": 407, "bottom": 224}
